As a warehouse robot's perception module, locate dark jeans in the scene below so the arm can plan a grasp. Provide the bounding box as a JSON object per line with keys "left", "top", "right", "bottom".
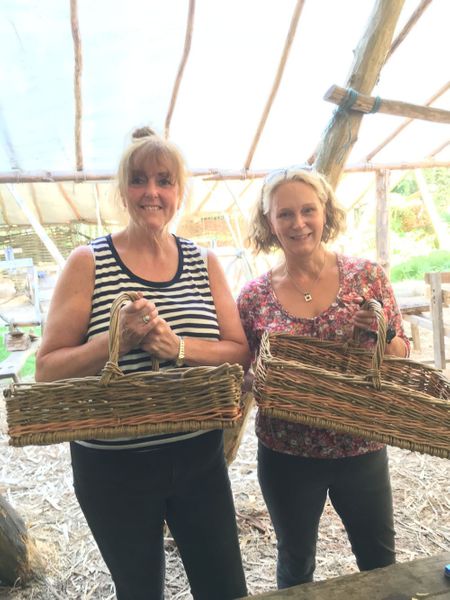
{"left": 258, "top": 442, "right": 395, "bottom": 589}
{"left": 71, "top": 431, "right": 247, "bottom": 600}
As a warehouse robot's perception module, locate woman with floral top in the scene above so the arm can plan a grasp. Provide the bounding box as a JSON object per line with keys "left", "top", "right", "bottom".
{"left": 237, "top": 167, "right": 409, "bottom": 590}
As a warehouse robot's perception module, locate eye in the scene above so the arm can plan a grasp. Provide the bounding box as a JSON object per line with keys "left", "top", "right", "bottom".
{"left": 277, "top": 211, "right": 291, "bottom": 219}
{"left": 129, "top": 173, "right": 147, "bottom": 186}
{"left": 157, "top": 174, "right": 175, "bottom": 187}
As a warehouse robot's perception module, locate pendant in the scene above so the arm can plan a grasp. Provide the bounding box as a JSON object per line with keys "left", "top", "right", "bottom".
{"left": 304, "top": 292, "right": 312, "bottom": 302}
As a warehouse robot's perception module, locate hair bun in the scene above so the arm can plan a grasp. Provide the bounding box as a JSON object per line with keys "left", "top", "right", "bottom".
{"left": 132, "top": 126, "right": 156, "bottom": 140}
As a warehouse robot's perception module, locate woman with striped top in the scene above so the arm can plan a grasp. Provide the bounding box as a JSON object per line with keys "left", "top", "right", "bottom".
{"left": 36, "top": 127, "right": 250, "bottom": 600}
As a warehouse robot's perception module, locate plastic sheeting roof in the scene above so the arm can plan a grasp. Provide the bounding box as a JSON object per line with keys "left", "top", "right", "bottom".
{"left": 1, "top": 0, "right": 449, "bottom": 227}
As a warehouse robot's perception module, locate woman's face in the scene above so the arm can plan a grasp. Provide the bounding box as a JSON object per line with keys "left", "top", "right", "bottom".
{"left": 125, "top": 159, "right": 181, "bottom": 232}
{"left": 267, "top": 180, "right": 325, "bottom": 257}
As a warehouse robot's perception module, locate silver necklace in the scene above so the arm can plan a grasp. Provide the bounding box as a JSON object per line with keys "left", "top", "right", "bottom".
{"left": 285, "top": 252, "right": 326, "bottom": 303}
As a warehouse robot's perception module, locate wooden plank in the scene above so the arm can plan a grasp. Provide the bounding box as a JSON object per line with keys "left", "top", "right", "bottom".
{"left": 402, "top": 314, "right": 450, "bottom": 338}
{"left": 239, "top": 552, "right": 450, "bottom": 599}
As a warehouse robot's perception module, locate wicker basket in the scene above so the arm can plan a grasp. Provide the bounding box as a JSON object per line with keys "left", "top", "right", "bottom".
{"left": 254, "top": 300, "right": 449, "bottom": 459}
{"left": 4, "top": 292, "right": 244, "bottom": 447}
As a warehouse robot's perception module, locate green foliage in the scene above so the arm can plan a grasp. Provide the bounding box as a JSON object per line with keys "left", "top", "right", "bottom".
{"left": 390, "top": 250, "right": 450, "bottom": 282}
{"left": 0, "top": 326, "right": 39, "bottom": 379}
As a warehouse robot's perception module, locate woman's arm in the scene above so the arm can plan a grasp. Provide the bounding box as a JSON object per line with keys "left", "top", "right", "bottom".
{"left": 35, "top": 246, "right": 108, "bottom": 381}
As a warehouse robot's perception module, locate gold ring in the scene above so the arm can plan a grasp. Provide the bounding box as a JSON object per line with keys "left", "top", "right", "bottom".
{"left": 142, "top": 314, "right": 150, "bottom": 324}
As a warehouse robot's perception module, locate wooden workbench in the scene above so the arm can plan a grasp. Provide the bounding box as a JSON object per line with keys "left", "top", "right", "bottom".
{"left": 240, "top": 552, "right": 450, "bottom": 599}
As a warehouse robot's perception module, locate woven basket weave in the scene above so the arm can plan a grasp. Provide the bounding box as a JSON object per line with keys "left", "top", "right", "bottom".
{"left": 4, "top": 292, "right": 244, "bottom": 447}
{"left": 254, "top": 300, "right": 449, "bottom": 459}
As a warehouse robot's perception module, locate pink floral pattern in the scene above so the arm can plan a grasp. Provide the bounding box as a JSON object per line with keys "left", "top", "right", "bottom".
{"left": 237, "top": 254, "right": 410, "bottom": 458}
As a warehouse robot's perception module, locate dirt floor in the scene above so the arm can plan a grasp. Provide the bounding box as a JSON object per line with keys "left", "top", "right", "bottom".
{"left": 0, "top": 320, "right": 449, "bottom": 599}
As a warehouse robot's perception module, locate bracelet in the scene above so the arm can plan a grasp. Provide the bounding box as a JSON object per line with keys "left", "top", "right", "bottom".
{"left": 175, "top": 336, "right": 185, "bottom": 367}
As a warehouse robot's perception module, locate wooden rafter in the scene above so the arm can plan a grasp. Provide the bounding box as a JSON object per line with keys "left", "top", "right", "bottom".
{"left": 314, "top": 0, "right": 406, "bottom": 188}
{"left": 324, "top": 85, "right": 450, "bottom": 123}
{"left": 164, "top": 0, "right": 196, "bottom": 139}
{"left": 70, "top": 0, "right": 83, "bottom": 171}
{"left": 243, "top": 0, "right": 306, "bottom": 170}
{"left": 57, "top": 183, "right": 82, "bottom": 220}
{"left": 28, "top": 184, "right": 44, "bottom": 224}
{"left": 344, "top": 159, "right": 450, "bottom": 172}
{"left": 0, "top": 189, "right": 11, "bottom": 226}
{"left": 364, "top": 81, "right": 450, "bottom": 161}
{"left": 384, "top": 0, "right": 433, "bottom": 63}
{"left": 428, "top": 139, "right": 449, "bottom": 157}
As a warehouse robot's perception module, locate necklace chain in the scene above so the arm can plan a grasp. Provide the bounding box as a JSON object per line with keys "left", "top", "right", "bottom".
{"left": 285, "top": 252, "right": 326, "bottom": 303}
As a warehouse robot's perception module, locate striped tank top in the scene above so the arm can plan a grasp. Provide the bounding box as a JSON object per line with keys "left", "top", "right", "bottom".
{"left": 75, "top": 234, "right": 220, "bottom": 451}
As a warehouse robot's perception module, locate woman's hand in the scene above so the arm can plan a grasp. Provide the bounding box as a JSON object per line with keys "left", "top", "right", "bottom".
{"left": 119, "top": 294, "right": 158, "bottom": 356}
{"left": 139, "top": 316, "right": 180, "bottom": 361}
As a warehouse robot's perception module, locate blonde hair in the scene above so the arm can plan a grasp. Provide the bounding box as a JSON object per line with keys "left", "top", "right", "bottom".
{"left": 117, "top": 127, "right": 187, "bottom": 203}
{"left": 247, "top": 168, "right": 346, "bottom": 254}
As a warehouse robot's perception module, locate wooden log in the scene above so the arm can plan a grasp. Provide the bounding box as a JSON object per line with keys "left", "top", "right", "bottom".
{"left": 238, "top": 552, "right": 450, "bottom": 599}
{"left": 324, "top": 84, "right": 450, "bottom": 124}
{"left": 344, "top": 159, "right": 450, "bottom": 172}
{"left": 0, "top": 494, "right": 43, "bottom": 585}
{"left": 313, "top": 0, "right": 405, "bottom": 188}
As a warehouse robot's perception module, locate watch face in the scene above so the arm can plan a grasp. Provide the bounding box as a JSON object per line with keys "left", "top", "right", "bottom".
{"left": 386, "top": 327, "right": 396, "bottom": 344}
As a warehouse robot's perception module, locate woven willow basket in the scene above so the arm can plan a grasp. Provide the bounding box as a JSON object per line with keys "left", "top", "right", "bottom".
{"left": 4, "top": 292, "right": 244, "bottom": 447}
{"left": 254, "top": 300, "right": 449, "bottom": 459}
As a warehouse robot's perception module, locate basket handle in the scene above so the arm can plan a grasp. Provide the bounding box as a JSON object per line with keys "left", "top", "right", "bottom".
{"left": 354, "top": 299, "right": 387, "bottom": 390}
{"left": 100, "top": 291, "right": 159, "bottom": 385}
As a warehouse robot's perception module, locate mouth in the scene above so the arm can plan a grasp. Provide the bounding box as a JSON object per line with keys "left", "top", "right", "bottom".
{"left": 290, "top": 233, "right": 311, "bottom": 241}
{"left": 141, "top": 205, "right": 162, "bottom": 211}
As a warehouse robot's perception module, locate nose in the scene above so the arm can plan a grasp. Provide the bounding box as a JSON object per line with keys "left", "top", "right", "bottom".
{"left": 144, "top": 178, "right": 158, "bottom": 197}
{"left": 292, "top": 212, "right": 306, "bottom": 228}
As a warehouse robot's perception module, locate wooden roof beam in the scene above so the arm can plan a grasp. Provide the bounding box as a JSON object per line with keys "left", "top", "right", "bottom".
{"left": 244, "top": 0, "right": 306, "bottom": 170}
{"left": 384, "top": 0, "right": 433, "bottom": 63}
{"left": 313, "top": 0, "right": 406, "bottom": 188}
{"left": 324, "top": 85, "right": 450, "bottom": 123}
{"left": 70, "top": 0, "right": 83, "bottom": 171}
{"left": 57, "top": 182, "right": 83, "bottom": 221}
{"left": 364, "top": 81, "right": 450, "bottom": 161}
{"left": 164, "top": 0, "right": 196, "bottom": 139}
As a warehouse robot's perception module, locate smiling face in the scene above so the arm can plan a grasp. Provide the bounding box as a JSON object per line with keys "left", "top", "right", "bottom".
{"left": 125, "top": 157, "right": 181, "bottom": 232}
{"left": 267, "top": 180, "right": 325, "bottom": 258}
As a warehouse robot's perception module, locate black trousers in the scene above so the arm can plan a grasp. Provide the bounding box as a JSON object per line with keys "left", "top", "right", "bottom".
{"left": 258, "top": 443, "right": 395, "bottom": 589}
{"left": 71, "top": 431, "right": 247, "bottom": 600}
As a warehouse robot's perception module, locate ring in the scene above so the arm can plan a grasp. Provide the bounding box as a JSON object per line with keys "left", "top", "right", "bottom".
{"left": 142, "top": 314, "right": 150, "bottom": 324}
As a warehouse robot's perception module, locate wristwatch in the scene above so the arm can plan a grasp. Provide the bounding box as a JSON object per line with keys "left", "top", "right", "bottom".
{"left": 366, "top": 327, "right": 396, "bottom": 344}
{"left": 386, "top": 327, "right": 396, "bottom": 344}
{"left": 175, "top": 336, "right": 185, "bottom": 367}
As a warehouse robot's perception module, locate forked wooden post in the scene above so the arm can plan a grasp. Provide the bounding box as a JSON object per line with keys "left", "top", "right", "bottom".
{"left": 314, "top": 0, "right": 405, "bottom": 187}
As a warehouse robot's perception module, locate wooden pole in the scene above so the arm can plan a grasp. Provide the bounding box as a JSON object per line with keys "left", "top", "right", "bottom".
{"left": 244, "top": 0, "right": 306, "bottom": 170}
{"left": 324, "top": 85, "right": 450, "bottom": 123}
{"left": 313, "top": 0, "right": 405, "bottom": 188}
{"left": 414, "top": 169, "right": 447, "bottom": 248}
{"left": 365, "top": 81, "right": 450, "bottom": 161}
{"left": 70, "top": 0, "right": 83, "bottom": 171}
{"left": 425, "top": 272, "right": 446, "bottom": 369}
{"left": 384, "top": 0, "right": 433, "bottom": 63}
{"left": 375, "top": 170, "right": 390, "bottom": 275}
{"left": 5, "top": 185, "right": 66, "bottom": 269}
{"left": 164, "top": 0, "right": 195, "bottom": 139}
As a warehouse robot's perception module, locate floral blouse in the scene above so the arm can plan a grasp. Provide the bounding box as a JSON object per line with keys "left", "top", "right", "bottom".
{"left": 237, "top": 254, "right": 410, "bottom": 459}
